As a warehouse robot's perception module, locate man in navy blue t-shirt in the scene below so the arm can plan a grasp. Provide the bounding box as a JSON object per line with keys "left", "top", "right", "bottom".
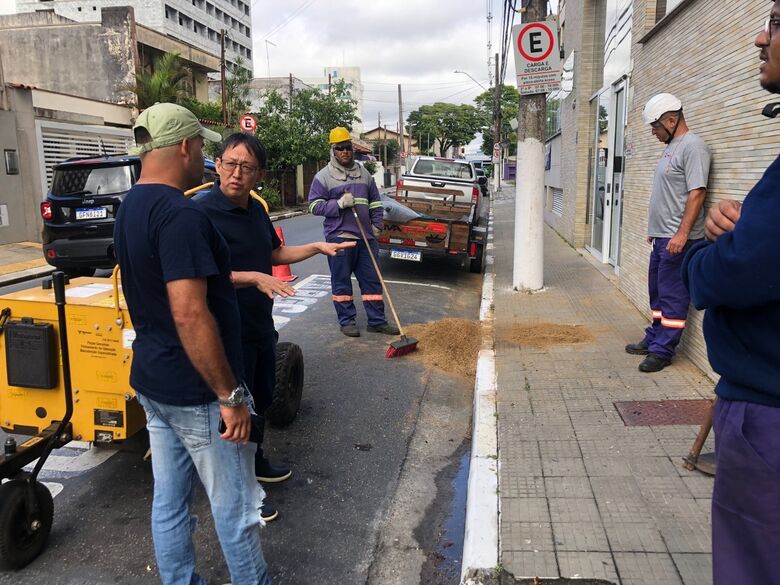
{"left": 683, "top": 5, "right": 780, "bottom": 583}
{"left": 197, "top": 133, "right": 353, "bottom": 521}
{"left": 114, "top": 104, "right": 272, "bottom": 585}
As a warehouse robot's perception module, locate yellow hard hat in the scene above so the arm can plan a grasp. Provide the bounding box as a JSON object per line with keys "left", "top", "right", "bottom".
{"left": 329, "top": 127, "right": 351, "bottom": 144}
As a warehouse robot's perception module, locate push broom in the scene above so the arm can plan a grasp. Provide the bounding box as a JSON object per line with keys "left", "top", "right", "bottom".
{"left": 351, "top": 208, "right": 418, "bottom": 358}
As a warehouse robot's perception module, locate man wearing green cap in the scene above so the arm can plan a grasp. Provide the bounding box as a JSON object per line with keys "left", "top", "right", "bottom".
{"left": 114, "top": 103, "right": 272, "bottom": 585}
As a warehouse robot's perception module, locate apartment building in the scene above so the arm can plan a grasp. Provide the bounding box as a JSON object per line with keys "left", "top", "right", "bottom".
{"left": 12, "top": 0, "right": 251, "bottom": 67}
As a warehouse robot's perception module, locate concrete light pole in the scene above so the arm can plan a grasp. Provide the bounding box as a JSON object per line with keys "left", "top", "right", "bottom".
{"left": 453, "top": 70, "right": 487, "bottom": 91}
{"left": 513, "top": 1, "right": 547, "bottom": 292}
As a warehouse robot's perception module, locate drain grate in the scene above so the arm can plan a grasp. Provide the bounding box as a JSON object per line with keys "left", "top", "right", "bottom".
{"left": 614, "top": 399, "right": 712, "bottom": 426}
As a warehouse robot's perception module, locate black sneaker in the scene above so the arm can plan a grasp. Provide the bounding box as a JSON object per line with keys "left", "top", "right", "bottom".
{"left": 638, "top": 353, "right": 672, "bottom": 373}
{"left": 625, "top": 340, "right": 650, "bottom": 355}
{"left": 366, "top": 322, "right": 400, "bottom": 335}
{"left": 255, "top": 458, "right": 292, "bottom": 483}
{"left": 261, "top": 504, "right": 279, "bottom": 523}
{"left": 340, "top": 323, "right": 360, "bottom": 337}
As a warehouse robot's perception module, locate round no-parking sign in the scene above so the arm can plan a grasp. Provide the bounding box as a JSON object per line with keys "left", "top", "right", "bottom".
{"left": 512, "top": 20, "right": 561, "bottom": 96}
{"left": 517, "top": 22, "right": 555, "bottom": 62}
{"left": 240, "top": 114, "right": 257, "bottom": 133}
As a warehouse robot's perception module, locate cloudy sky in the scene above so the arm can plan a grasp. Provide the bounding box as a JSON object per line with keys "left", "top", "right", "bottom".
{"left": 251, "top": 0, "right": 502, "bottom": 135}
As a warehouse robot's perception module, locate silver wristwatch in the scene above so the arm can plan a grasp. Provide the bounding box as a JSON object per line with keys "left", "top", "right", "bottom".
{"left": 218, "top": 381, "right": 251, "bottom": 408}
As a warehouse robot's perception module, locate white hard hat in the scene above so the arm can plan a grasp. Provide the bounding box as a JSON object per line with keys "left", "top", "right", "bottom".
{"left": 642, "top": 93, "right": 683, "bottom": 125}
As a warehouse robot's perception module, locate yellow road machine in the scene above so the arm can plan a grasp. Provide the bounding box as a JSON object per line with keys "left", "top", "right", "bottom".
{"left": 0, "top": 266, "right": 304, "bottom": 570}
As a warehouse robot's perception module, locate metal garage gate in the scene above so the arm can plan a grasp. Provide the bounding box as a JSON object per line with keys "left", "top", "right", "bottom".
{"left": 35, "top": 121, "right": 134, "bottom": 195}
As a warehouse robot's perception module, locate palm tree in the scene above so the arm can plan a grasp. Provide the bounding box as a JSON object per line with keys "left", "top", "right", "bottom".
{"left": 128, "top": 52, "right": 192, "bottom": 108}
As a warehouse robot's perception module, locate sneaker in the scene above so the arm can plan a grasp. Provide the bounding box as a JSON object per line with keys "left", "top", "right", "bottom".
{"left": 625, "top": 340, "right": 650, "bottom": 355}
{"left": 261, "top": 504, "right": 279, "bottom": 523}
{"left": 366, "top": 322, "right": 400, "bottom": 335}
{"left": 340, "top": 323, "right": 360, "bottom": 337}
{"left": 255, "top": 458, "right": 292, "bottom": 483}
{"left": 638, "top": 353, "right": 672, "bottom": 373}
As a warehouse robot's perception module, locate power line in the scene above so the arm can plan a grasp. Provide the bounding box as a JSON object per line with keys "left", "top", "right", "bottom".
{"left": 261, "top": 0, "right": 318, "bottom": 39}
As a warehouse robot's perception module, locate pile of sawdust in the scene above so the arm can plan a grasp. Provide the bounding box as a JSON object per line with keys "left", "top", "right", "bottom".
{"left": 499, "top": 322, "right": 593, "bottom": 349}
{"left": 403, "top": 318, "right": 482, "bottom": 380}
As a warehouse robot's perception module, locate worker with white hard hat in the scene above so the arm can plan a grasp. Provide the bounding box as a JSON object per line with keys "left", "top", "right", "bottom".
{"left": 624, "top": 93, "right": 711, "bottom": 373}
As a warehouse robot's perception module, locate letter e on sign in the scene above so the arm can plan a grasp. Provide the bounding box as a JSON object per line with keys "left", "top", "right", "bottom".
{"left": 240, "top": 114, "right": 257, "bottom": 133}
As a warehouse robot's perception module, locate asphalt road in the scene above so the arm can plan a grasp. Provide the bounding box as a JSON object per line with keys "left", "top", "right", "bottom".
{"left": 0, "top": 212, "right": 483, "bottom": 585}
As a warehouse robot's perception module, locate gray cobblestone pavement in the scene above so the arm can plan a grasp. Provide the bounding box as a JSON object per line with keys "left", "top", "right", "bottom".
{"left": 491, "top": 187, "right": 714, "bottom": 585}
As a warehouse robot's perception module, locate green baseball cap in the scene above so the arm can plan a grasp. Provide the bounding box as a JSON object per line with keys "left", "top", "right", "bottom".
{"left": 130, "top": 102, "right": 222, "bottom": 155}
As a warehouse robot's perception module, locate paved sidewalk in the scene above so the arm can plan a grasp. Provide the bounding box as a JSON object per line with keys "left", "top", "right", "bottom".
{"left": 491, "top": 187, "right": 714, "bottom": 584}
{"left": 0, "top": 242, "right": 53, "bottom": 286}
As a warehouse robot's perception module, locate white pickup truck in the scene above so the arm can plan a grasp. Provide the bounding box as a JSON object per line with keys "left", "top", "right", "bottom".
{"left": 377, "top": 156, "right": 489, "bottom": 273}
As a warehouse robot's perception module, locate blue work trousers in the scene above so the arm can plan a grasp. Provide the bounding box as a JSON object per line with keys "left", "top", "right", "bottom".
{"left": 712, "top": 398, "right": 780, "bottom": 584}
{"left": 642, "top": 237, "right": 699, "bottom": 359}
{"left": 327, "top": 236, "right": 386, "bottom": 327}
{"left": 136, "top": 393, "right": 271, "bottom": 585}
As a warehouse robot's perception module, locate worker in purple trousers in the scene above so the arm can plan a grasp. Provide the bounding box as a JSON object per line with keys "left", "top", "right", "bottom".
{"left": 625, "top": 93, "right": 711, "bottom": 372}
{"left": 683, "top": 5, "right": 780, "bottom": 583}
{"left": 308, "top": 127, "right": 399, "bottom": 338}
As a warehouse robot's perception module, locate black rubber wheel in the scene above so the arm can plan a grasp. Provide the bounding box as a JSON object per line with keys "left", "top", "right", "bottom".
{"left": 469, "top": 243, "right": 486, "bottom": 273}
{"left": 0, "top": 480, "right": 54, "bottom": 570}
{"left": 267, "top": 342, "right": 304, "bottom": 427}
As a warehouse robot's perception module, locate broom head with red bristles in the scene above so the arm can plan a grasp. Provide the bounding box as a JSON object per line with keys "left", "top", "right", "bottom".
{"left": 385, "top": 335, "right": 419, "bottom": 358}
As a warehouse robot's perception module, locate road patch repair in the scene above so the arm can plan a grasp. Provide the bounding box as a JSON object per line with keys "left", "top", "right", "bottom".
{"left": 403, "top": 318, "right": 483, "bottom": 380}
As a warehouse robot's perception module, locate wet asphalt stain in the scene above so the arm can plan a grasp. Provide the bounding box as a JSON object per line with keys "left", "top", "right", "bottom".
{"left": 416, "top": 440, "right": 470, "bottom": 585}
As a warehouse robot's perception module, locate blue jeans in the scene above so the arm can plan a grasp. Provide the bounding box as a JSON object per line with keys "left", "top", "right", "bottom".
{"left": 137, "top": 393, "right": 272, "bottom": 585}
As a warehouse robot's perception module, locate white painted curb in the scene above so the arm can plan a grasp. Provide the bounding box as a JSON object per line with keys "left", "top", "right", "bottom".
{"left": 461, "top": 206, "right": 499, "bottom": 583}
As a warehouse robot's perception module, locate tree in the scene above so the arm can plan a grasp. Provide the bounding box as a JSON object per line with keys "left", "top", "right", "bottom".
{"left": 368, "top": 139, "right": 399, "bottom": 166}
{"left": 473, "top": 85, "right": 520, "bottom": 156}
{"left": 127, "top": 52, "right": 192, "bottom": 108}
{"left": 224, "top": 57, "right": 252, "bottom": 126}
{"left": 255, "top": 79, "right": 359, "bottom": 171}
{"left": 406, "top": 103, "right": 482, "bottom": 157}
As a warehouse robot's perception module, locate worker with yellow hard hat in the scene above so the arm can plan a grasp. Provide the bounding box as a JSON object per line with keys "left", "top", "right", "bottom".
{"left": 308, "top": 127, "right": 399, "bottom": 338}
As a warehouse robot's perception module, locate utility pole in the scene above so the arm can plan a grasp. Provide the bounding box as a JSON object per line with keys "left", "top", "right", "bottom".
{"left": 220, "top": 29, "right": 228, "bottom": 126}
{"left": 397, "top": 84, "right": 404, "bottom": 170}
{"left": 289, "top": 73, "right": 294, "bottom": 112}
{"left": 493, "top": 52, "right": 501, "bottom": 192}
{"left": 513, "top": 1, "right": 547, "bottom": 291}
{"left": 328, "top": 73, "right": 332, "bottom": 96}
{"left": 383, "top": 124, "right": 387, "bottom": 167}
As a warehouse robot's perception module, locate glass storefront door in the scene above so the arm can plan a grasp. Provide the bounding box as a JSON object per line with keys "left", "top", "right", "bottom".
{"left": 608, "top": 81, "right": 627, "bottom": 266}
{"left": 589, "top": 92, "right": 610, "bottom": 257}
{"left": 588, "top": 79, "right": 628, "bottom": 265}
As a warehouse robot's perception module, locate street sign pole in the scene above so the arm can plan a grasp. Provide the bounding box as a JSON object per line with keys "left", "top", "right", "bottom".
{"left": 512, "top": 4, "right": 560, "bottom": 291}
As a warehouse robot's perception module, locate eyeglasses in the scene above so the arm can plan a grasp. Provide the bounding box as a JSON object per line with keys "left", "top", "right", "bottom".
{"left": 333, "top": 145, "right": 353, "bottom": 152}
{"left": 220, "top": 160, "right": 259, "bottom": 174}
{"left": 765, "top": 17, "right": 780, "bottom": 40}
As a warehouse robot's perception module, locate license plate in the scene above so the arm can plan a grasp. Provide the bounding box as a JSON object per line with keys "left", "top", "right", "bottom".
{"left": 390, "top": 249, "right": 422, "bottom": 262}
{"left": 75, "top": 207, "right": 107, "bottom": 220}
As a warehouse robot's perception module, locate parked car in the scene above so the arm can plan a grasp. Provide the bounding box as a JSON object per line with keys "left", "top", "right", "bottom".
{"left": 378, "top": 156, "right": 488, "bottom": 273}
{"left": 474, "top": 167, "right": 489, "bottom": 198}
{"left": 41, "top": 155, "right": 217, "bottom": 276}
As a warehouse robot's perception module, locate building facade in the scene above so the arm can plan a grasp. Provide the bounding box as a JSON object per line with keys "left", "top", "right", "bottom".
{"left": 545, "top": 0, "right": 779, "bottom": 375}
{"left": 13, "top": 0, "right": 251, "bottom": 68}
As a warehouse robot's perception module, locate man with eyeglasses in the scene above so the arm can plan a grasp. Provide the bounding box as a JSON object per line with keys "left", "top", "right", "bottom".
{"left": 682, "top": 5, "right": 780, "bottom": 582}
{"left": 624, "top": 93, "right": 711, "bottom": 372}
{"left": 197, "top": 133, "right": 354, "bottom": 520}
{"left": 114, "top": 104, "right": 273, "bottom": 584}
{"left": 308, "top": 127, "right": 399, "bottom": 337}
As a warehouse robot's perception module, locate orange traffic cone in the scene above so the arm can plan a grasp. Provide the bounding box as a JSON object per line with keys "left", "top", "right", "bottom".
{"left": 272, "top": 226, "right": 298, "bottom": 282}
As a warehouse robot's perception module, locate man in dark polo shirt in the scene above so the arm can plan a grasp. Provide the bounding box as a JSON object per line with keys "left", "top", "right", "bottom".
{"left": 197, "top": 133, "right": 353, "bottom": 520}
{"left": 114, "top": 104, "right": 272, "bottom": 585}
